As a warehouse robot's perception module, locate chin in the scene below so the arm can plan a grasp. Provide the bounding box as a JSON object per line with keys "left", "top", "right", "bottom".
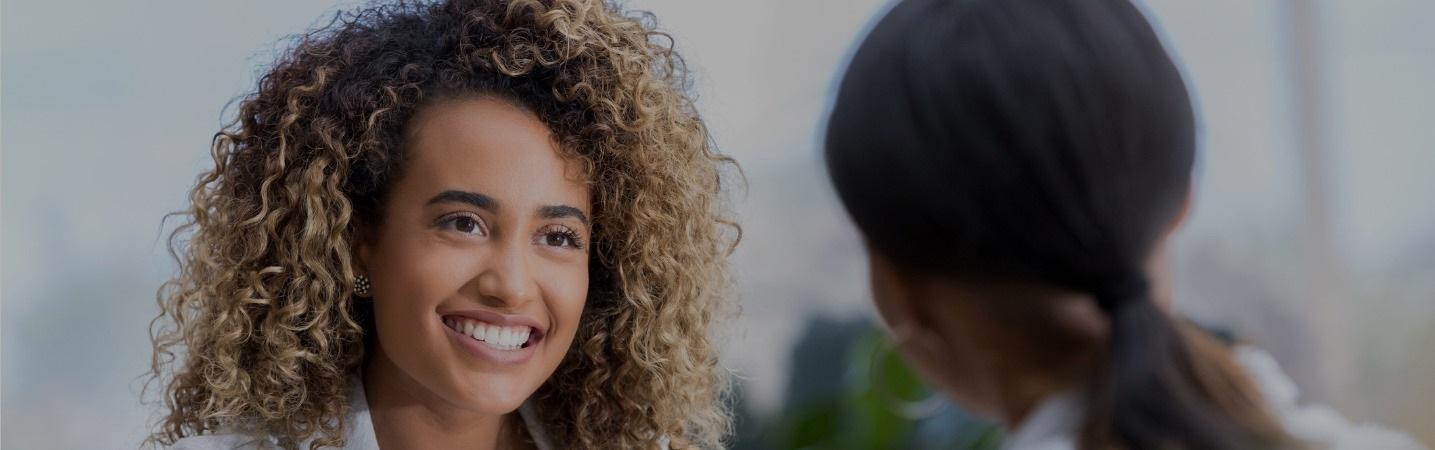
{"left": 442, "top": 371, "right": 535, "bottom": 414}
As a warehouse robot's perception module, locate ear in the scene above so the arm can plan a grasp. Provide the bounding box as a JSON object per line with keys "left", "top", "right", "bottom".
{"left": 866, "top": 248, "right": 928, "bottom": 336}
{"left": 1166, "top": 187, "right": 1194, "bottom": 236}
{"left": 1147, "top": 190, "right": 1193, "bottom": 309}
{"left": 351, "top": 221, "right": 375, "bottom": 275}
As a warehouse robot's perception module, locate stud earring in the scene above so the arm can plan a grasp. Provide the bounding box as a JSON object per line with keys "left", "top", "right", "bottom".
{"left": 354, "top": 274, "right": 371, "bottom": 297}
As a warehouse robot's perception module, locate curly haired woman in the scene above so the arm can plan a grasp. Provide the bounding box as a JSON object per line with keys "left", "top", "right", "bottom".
{"left": 145, "top": 1, "right": 737, "bottom": 448}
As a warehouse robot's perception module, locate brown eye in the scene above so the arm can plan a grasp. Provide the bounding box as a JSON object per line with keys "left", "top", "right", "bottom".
{"left": 455, "top": 216, "right": 479, "bottom": 234}
{"left": 544, "top": 233, "right": 570, "bottom": 247}
{"left": 437, "top": 213, "right": 486, "bottom": 236}
{"left": 534, "top": 225, "right": 583, "bottom": 249}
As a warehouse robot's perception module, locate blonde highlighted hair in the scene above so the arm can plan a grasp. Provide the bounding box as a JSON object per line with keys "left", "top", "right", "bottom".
{"left": 146, "top": 0, "right": 737, "bottom": 448}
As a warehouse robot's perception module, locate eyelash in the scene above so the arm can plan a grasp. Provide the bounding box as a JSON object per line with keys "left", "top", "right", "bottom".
{"left": 435, "top": 212, "right": 487, "bottom": 236}
{"left": 536, "top": 224, "right": 584, "bottom": 250}
{"left": 436, "top": 213, "right": 584, "bottom": 250}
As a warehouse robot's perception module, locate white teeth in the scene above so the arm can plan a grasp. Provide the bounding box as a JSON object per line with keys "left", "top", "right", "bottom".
{"left": 448, "top": 317, "right": 531, "bottom": 351}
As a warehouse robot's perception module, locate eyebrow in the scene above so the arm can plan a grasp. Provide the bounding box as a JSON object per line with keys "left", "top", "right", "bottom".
{"left": 540, "top": 205, "right": 589, "bottom": 226}
{"left": 428, "top": 190, "right": 587, "bottom": 225}
{"left": 427, "top": 190, "right": 498, "bottom": 211}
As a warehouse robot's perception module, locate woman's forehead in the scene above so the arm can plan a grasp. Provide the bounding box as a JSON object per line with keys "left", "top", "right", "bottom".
{"left": 400, "top": 97, "right": 590, "bottom": 211}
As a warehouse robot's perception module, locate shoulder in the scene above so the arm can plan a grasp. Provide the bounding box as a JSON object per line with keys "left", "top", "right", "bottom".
{"left": 1233, "top": 345, "right": 1428, "bottom": 450}
{"left": 167, "top": 377, "right": 373, "bottom": 450}
{"left": 167, "top": 433, "right": 272, "bottom": 450}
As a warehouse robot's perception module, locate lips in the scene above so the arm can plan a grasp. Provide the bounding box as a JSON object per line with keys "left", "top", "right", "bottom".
{"left": 443, "top": 316, "right": 535, "bottom": 350}
{"left": 439, "top": 309, "right": 546, "bottom": 365}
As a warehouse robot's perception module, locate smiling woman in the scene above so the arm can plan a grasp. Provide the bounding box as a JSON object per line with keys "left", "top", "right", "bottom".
{"left": 144, "top": 1, "right": 737, "bottom": 449}
{"left": 355, "top": 97, "right": 594, "bottom": 447}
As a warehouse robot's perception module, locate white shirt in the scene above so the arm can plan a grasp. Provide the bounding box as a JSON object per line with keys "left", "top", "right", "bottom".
{"left": 999, "top": 346, "right": 1427, "bottom": 450}
{"left": 997, "top": 390, "right": 1084, "bottom": 450}
{"left": 169, "top": 377, "right": 556, "bottom": 450}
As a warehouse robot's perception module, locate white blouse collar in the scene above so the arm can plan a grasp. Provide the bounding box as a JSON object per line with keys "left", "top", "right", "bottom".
{"left": 344, "top": 377, "right": 555, "bottom": 450}
{"left": 999, "top": 390, "right": 1084, "bottom": 450}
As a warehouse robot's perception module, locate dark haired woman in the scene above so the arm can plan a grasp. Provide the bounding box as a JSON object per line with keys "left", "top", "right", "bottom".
{"left": 825, "top": 0, "right": 1425, "bottom": 448}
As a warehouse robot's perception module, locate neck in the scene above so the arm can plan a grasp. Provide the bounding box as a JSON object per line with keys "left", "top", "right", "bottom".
{"left": 363, "top": 346, "right": 520, "bottom": 450}
{"left": 992, "top": 364, "right": 1078, "bottom": 428}
{"left": 998, "top": 238, "right": 1181, "bottom": 427}
{"left": 922, "top": 280, "right": 1108, "bottom": 429}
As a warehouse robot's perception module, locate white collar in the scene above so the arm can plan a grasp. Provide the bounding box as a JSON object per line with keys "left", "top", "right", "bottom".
{"left": 341, "top": 377, "right": 380, "bottom": 449}
{"left": 999, "top": 390, "right": 1084, "bottom": 450}
{"left": 344, "top": 377, "right": 555, "bottom": 450}
{"left": 995, "top": 346, "right": 1427, "bottom": 450}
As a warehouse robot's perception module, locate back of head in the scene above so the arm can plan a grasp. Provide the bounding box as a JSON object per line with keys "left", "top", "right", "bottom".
{"left": 825, "top": 0, "right": 1288, "bottom": 448}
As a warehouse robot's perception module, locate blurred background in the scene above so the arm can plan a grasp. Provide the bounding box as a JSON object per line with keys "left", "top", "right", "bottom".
{"left": 3, "top": 0, "right": 1432, "bottom": 448}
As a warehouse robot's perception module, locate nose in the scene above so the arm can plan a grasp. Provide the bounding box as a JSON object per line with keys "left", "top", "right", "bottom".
{"left": 472, "top": 241, "right": 538, "bottom": 309}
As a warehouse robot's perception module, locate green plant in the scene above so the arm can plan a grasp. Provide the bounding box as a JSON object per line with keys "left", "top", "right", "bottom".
{"left": 737, "top": 319, "right": 1002, "bottom": 450}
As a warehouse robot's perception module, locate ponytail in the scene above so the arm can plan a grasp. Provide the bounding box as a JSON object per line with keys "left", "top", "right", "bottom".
{"left": 1084, "top": 275, "right": 1288, "bottom": 449}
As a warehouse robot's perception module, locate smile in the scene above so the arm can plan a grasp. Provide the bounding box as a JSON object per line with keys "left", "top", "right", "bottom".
{"left": 443, "top": 316, "right": 535, "bottom": 351}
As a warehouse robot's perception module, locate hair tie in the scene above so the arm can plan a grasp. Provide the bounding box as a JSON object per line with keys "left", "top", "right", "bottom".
{"left": 1093, "top": 274, "right": 1150, "bottom": 313}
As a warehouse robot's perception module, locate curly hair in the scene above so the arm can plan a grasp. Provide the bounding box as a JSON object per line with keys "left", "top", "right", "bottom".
{"left": 145, "top": 0, "right": 738, "bottom": 448}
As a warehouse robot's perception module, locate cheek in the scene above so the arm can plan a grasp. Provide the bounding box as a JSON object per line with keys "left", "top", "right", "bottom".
{"left": 540, "top": 267, "right": 588, "bottom": 351}
{"left": 367, "top": 238, "right": 470, "bottom": 356}
{"left": 371, "top": 231, "right": 474, "bottom": 303}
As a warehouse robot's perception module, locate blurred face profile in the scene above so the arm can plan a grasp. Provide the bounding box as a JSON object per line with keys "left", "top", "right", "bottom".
{"left": 864, "top": 251, "right": 1004, "bottom": 419}
{"left": 358, "top": 96, "right": 591, "bottom": 415}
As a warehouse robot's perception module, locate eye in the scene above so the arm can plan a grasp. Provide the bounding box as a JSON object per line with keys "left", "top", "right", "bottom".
{"left": 535, "top": 224, "right": 584, "bottom": 250}
{"left": 436, "top": 213, "right": 487, "bottom": 236}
